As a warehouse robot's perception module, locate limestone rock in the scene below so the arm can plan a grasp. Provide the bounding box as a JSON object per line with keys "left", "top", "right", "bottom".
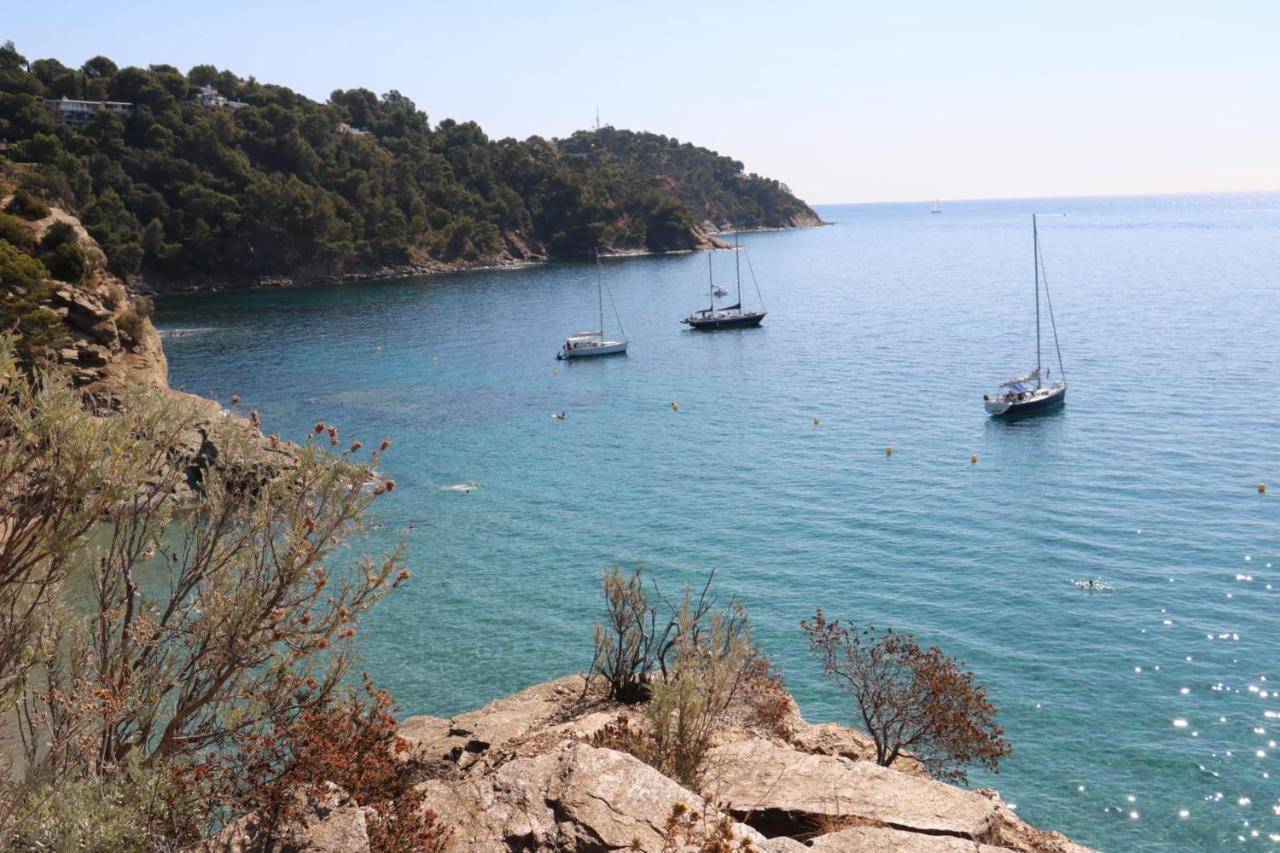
{"left": 417, "top": 743, "right": 771, "bottom": 852}
{"left": 973, "top": 789, "right": 1095, "bottom": 853}
{"left": 303, "top": 806, "right": 369, "bottom": 853}
{"left": 445, "top": 674, "right": 606, "bottom": 760}
{"left": 707, "top": 738, "right": 999, "bottom": 840}
{"left": 787, "top": 719, "right": 927, "bottom": 778}
{"left": 809, "top": 824, "right": 1015, "bottom": 852}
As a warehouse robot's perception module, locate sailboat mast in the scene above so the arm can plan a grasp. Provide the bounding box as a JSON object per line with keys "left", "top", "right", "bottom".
{"left": 1033, "top": 214, "right": 1042, "bottom": 389}
{"left": 595, "top": 247, "right": 604, "bottom": 336}
{"left": 734, "top": 231, "right": 742, "bottom": 306}
{"left": 708, "top": 249, "right": 714, "bottom": 309}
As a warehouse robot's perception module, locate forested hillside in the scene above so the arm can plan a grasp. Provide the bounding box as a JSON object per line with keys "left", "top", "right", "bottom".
{"left": 0, "top": 41, "right": 820, "bottom": 286}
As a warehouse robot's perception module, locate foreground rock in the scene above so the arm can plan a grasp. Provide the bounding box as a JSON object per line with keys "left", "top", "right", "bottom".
{"left": 709, "top": 738, "right": 998, "bottom": 840}
{"left": 398, "top": 675, "right": 1094, "bottom": 853}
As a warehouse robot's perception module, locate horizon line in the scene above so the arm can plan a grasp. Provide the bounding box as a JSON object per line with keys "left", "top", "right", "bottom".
{"left": 812, "top": 187, "right": 1280, "bottom": 207}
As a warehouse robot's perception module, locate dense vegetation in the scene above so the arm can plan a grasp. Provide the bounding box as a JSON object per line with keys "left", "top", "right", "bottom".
{"left": 0, "top": 41, "right": 817, "bottom": 283}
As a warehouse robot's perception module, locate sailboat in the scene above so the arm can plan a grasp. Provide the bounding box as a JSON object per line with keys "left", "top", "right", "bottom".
{"left": 681, "top": 233, "right": 767, "bottom": 330}
{"left": 931, "top": 199, "right": 941, "bottom": 214}
{"left": 557, "top": 248, "right": 627, "bottom": 359}
{"left": 984, "top": 214, "right": 1067, "bottom": 416}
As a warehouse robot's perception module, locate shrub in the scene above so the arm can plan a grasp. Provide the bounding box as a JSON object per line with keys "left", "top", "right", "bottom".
{"left": 657, "top": 801, "right": 756, "bottom": 853}
{"left": 0, "top": 240, "right": 68, "bottom": 367}
{"left": 1, "top": 352, "right": 407, "bottom": 785}
{"left": 38, "top": 219, "right": 76, "bottom": 251}
{"left": 591, "top": 567, "right": 748, "bottom": 703}
{"left": 645, "top": 590, "right": 754, "bottom": 789}
{"left": 44, "top": 240, "right": 86, "bottom": 283}
{"left": 0, "top": 211, "right": 33, "bottom": 250}
{"left": 592, "top": 567, "right": 661, "bottom": 702}
{"left": 103, "top": 281, "right": 127, "bottom": 309}
{"left": 116, "top": 305, "right": 144, "bottom": 343}
{"left": 5, "top": 187, "right": 50, "bottom": 220}
{"left": 207, "top": 676, "right": 448, "bottom": 852}
{"left": 801, "top": 609, "right": 1011, "bottom": 784}
{"left": 1, "top": 757, "right": 205, "bottom": 850}
{"left": 741, "top": 657, "right": 792, "bottom": 739}
{"left": 591, "top": 572, "right": 756, "bottom": 790}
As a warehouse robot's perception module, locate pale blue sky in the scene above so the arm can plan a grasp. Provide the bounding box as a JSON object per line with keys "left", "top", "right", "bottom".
{"left": 6, "top": 1, "right": 1279, "bottom": 203}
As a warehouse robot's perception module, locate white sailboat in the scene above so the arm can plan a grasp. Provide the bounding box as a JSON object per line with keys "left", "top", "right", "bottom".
{"left": 983, "top": 215, "right": 1067, "bottom": 416}
{"left": 931, "top": 199, "right": 941, "bottom": 214}
{"left": 557, "top": 249, "right": 628, "bottom": 359}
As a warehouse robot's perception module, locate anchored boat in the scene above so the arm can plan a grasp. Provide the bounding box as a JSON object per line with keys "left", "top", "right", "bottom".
{"left": 682, "top": 232, "right": 767, "bottom": 330}
{"left": 558, "top": 249, "right": 627, "bottom": 360}
{"left": 984, "top": 214, "right": 1067, "bottom": 416}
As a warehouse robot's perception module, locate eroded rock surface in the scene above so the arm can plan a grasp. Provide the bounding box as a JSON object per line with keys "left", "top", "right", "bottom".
{"left": 707, "top": 738, "right": 999, "bottom": 841}
{"left": 399, "top": 676, "right": 1093, "bottom": 853}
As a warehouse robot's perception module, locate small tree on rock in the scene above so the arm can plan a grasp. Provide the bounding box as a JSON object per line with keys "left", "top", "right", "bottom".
{"left": 801, "top": 609, "right": 1010, "bottom": 784}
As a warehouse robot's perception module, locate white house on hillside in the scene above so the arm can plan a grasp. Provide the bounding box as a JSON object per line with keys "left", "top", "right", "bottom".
{"left": 45, "top": 97, "right": 134, "bottom": 124}
{"left": 194, "top": 85, "right": 249, "bottom": 109}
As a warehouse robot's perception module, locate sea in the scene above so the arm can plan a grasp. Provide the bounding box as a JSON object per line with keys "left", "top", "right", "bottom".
{"left": 154, "top": 193, "right": 1280, "bottom": 851}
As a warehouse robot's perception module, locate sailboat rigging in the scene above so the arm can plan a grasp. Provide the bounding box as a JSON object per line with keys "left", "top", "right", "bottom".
{"left": 557, "top": 248, "right": 628, "bottom": 359}
{"left": 681, "top": 232, "right": 767, "bottom": 330}
{"left": 983, "top": 214, "right": 1067, "bottom": 416}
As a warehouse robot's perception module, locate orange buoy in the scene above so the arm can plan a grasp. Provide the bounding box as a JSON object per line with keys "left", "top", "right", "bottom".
{"left": 1260, "top": 483, "right": 1268, "bottom": 494}
{"left": 971, "top": 454, "right": 978, "bottom": 464}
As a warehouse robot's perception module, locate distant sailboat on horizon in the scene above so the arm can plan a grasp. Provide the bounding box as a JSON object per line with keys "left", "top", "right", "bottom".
{"left": 931, "top": 199, "right": 941, "bottom": 214}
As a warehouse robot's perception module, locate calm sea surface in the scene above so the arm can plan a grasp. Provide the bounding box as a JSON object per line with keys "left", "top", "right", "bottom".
{"left": 155, "top": 195, "right": 1280, "bottom": 851}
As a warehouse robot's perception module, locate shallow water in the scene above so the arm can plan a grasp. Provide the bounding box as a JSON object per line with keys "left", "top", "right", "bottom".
{"left": 156, "top": 194, "right": 1280, "bottom": 851}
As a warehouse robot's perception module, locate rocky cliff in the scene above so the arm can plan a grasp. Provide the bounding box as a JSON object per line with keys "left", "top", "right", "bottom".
{"left": 215, "top": 675, "right": 1093, "bottom": 853}
{"left": 13, "top": 203, "right": 171, "bottom": 398}
{"left": 1, "top": 193, "right": 288, "bottom": 502}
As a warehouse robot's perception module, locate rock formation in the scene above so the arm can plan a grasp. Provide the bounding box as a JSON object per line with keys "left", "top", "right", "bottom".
{"left": 2, "top": 194, "right": 290, "bottom": 502}
{"left": 389, "top": 675, "right": 1094, "bottom": 853}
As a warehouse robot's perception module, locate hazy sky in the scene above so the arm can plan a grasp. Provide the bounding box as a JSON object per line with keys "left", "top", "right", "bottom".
{"left": 7, "top": 1, "right": 1279, "bottom": 204}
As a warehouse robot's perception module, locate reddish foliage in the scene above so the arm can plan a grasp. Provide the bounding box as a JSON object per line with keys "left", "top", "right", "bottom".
{"left": 741, "top": 657, "right": 792, "bottom": 739}
{"left": 656, "top": 800, "right": 756, "bottom": 852}
{"left": 801, "top": 609, "right": 1011, "bottom": 784}
{"left": 207, "top": 675, "right": 447, "bottom": 852}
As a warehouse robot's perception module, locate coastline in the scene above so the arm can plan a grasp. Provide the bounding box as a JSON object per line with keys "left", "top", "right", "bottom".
{"left": 139, "top": 220, "right": 829, "bottom": 296}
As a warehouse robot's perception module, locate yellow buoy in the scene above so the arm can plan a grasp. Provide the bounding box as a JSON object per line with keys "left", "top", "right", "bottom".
{"left": 971, "top": 454, "right": 978, "bottom": 464}
{"left": 552, "top": 369, "right": 559, "bottom": 376}
{"left": 671, "top": 402, "right": 680, "bottom": 412}
{"left": 813, "top": 416, "right": 821, "bottom": 426}
{"left": 1260, "top": 483, "right": 1268, "bottom": 494}
{"left": 885, "top": 445, "right": 893, "bottom": 457}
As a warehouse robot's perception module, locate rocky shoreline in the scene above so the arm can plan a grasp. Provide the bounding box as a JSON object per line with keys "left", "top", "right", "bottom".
{"left": 138, "top": 216, "right": 826, "bottom": 295}
{"left": 220, "top": 674, "right": 1093, "bottom": 852}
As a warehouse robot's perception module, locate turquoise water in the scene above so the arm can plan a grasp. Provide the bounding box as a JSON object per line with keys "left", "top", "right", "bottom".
{"left": 155, "top": 194, "right": 1280, "bottom": 851}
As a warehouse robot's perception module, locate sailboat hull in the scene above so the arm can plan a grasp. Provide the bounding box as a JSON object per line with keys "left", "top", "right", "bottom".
{"left": 984, "top": 384, "right": 1066, "bottom": 416}
{"left": 557, "top": 340, "right": 628, "bottom": 360}
{"left": 682, "top": 310, "right": 767, "bottom": 330}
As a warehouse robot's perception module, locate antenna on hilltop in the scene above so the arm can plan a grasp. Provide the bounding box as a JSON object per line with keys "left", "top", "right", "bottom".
{"left": 595, "top": 106, "right": 600, "bottom": 132}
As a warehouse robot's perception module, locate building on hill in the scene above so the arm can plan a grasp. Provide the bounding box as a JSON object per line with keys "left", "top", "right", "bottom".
{"left": 193, "top": 85, "right": 248, "bottom": 109}
{"left": 333, "top": 122, "right": 371, "bottom": 136}
{"left": 45, "top": 97, "right": 134, "bottom": 124}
